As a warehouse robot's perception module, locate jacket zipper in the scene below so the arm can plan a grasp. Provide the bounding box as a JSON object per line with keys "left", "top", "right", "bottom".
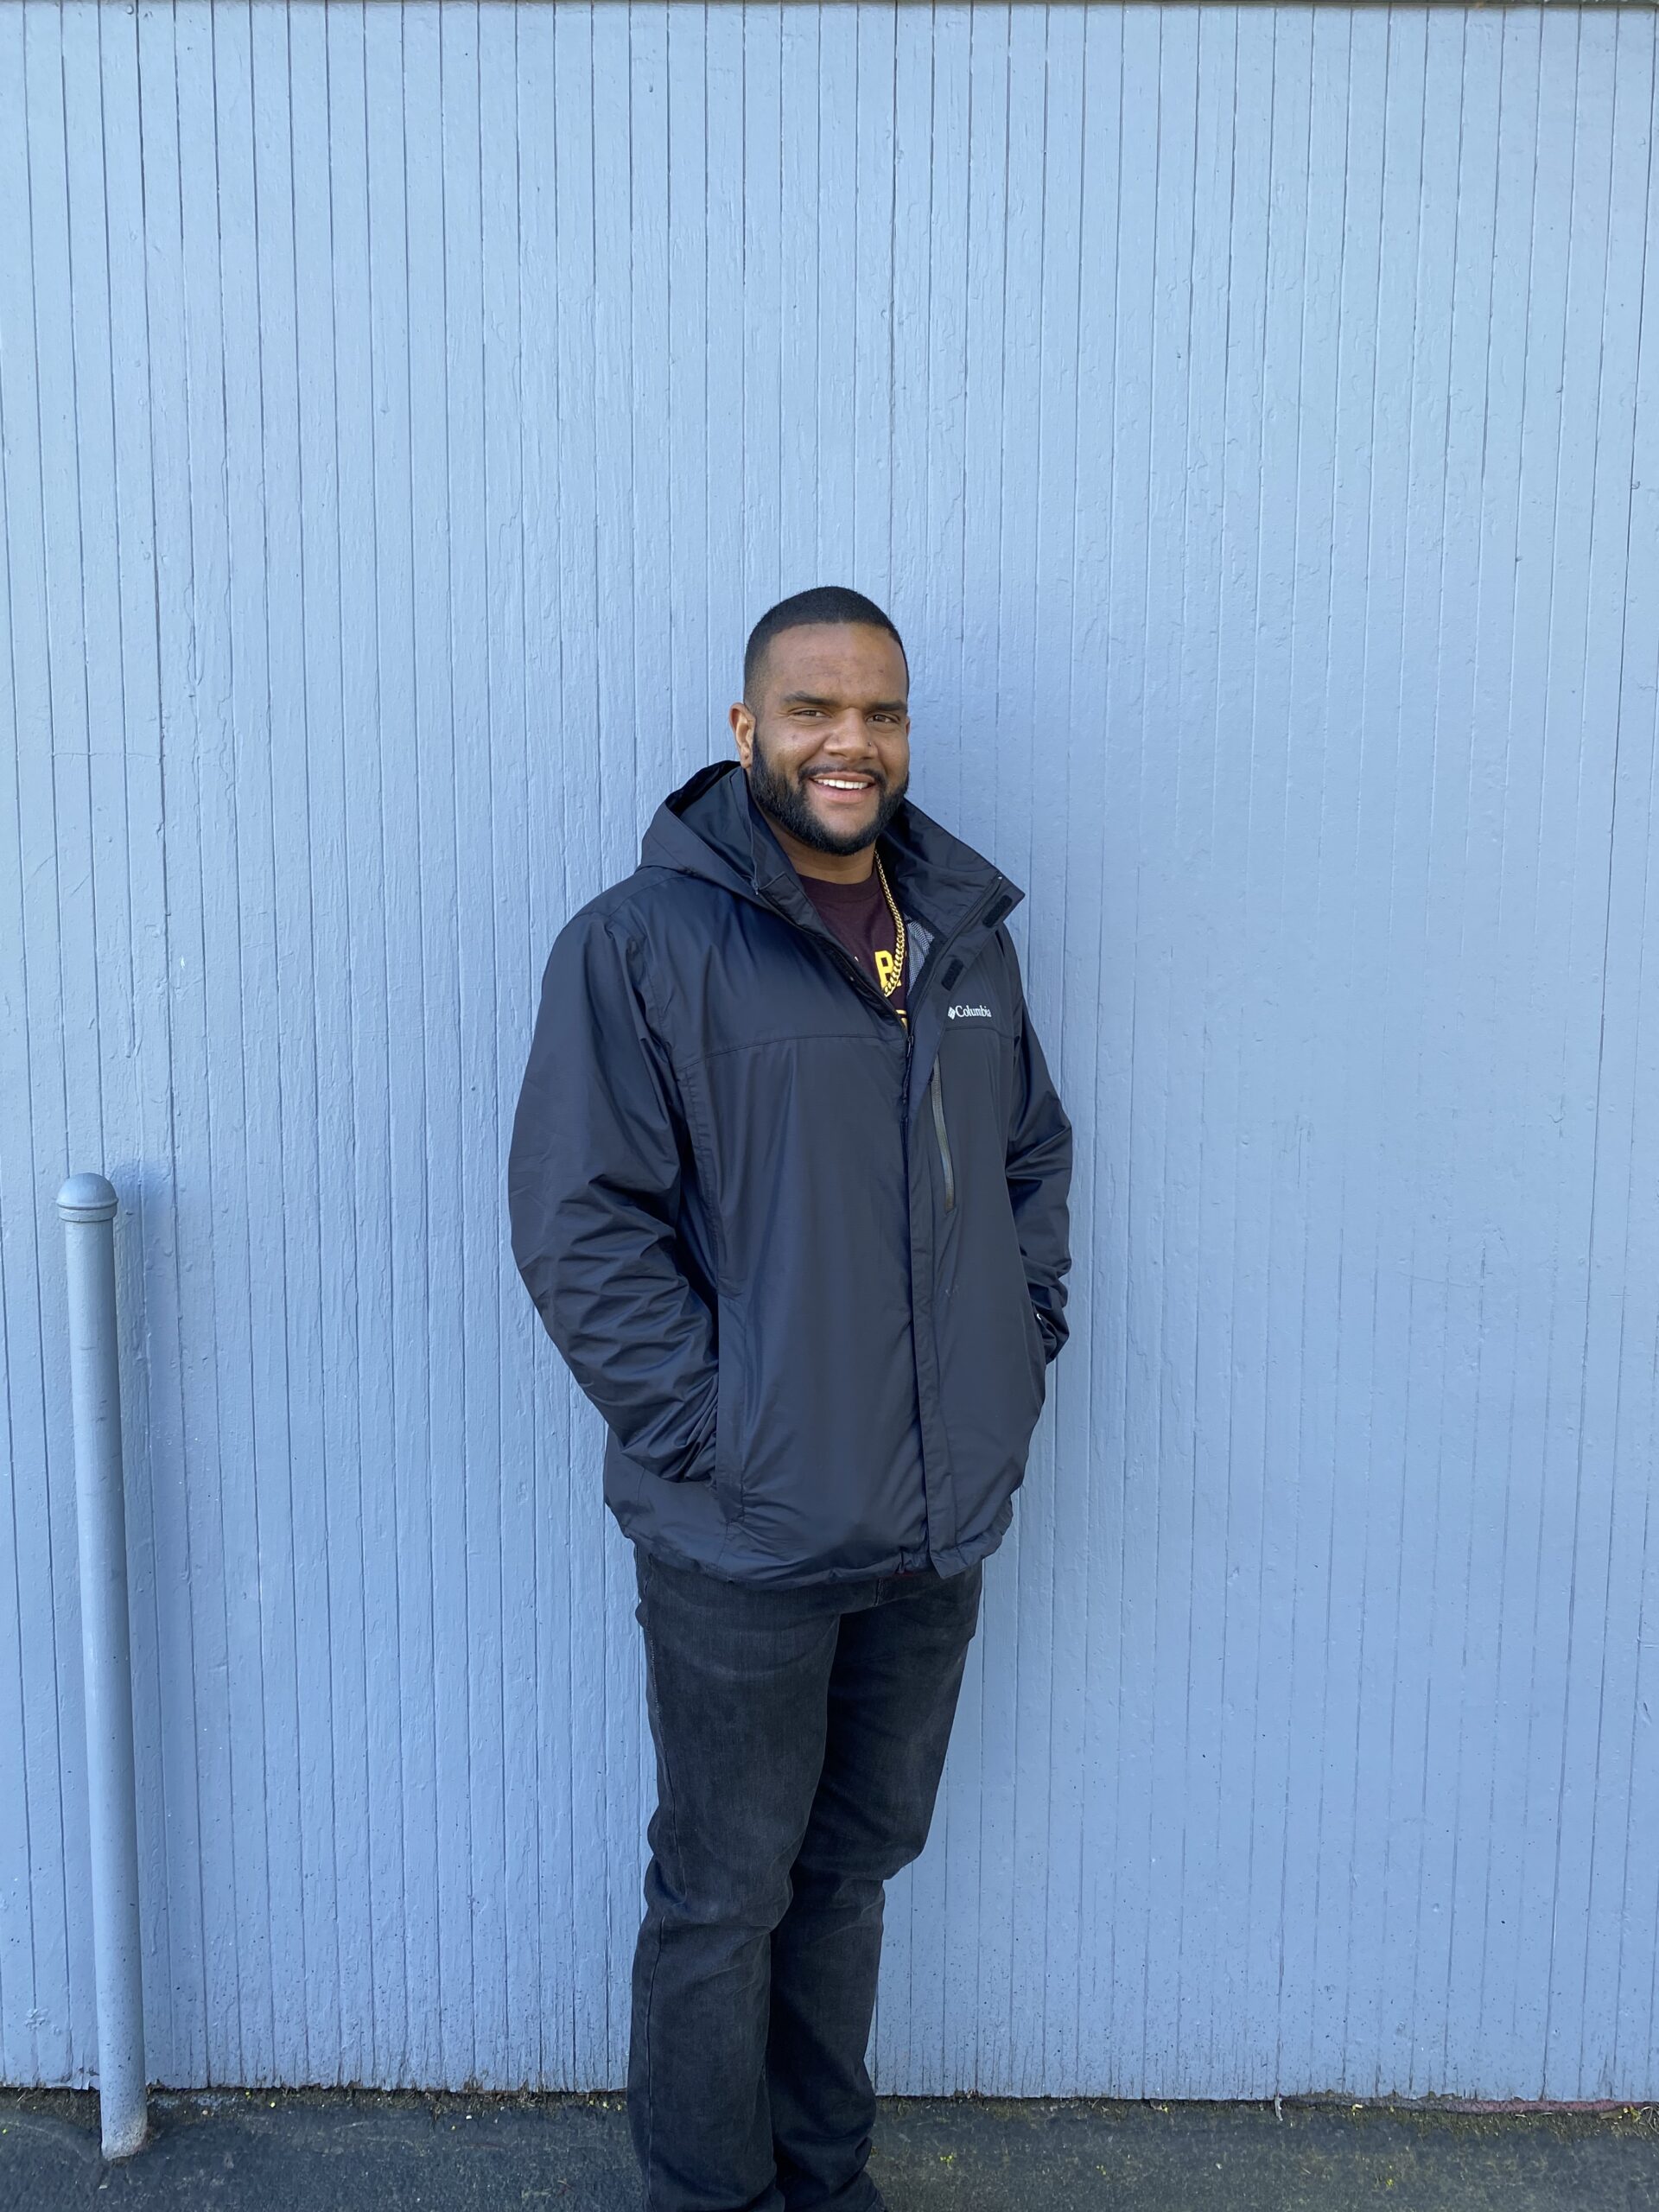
{"left": 929, "top": 1057, "right": 956, "bottom": 1210}
{"left": 795, "top": 881, "right": 1003, "bottom": 1181}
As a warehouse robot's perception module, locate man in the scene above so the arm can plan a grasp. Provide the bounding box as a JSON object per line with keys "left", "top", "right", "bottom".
{"left": 507, "top": 586, "right": 1073, "bottom": 2212}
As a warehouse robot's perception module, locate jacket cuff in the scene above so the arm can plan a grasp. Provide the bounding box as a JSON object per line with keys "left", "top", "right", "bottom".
{"left": 666, "top": 1383, "right": 720, "bottom": 1482}
{"left": 1030, "top": 1294, "right": 1064, "bottom": 1364}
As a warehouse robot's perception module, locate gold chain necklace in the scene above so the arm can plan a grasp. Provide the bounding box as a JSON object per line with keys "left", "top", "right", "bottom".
{"left": 872, "top": 849, "right": 908, "bottom": 1025}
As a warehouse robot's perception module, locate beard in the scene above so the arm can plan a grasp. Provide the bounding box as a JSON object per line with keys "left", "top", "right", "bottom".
{"left": 745, "top": 724, "right": 910, "bottom": 856}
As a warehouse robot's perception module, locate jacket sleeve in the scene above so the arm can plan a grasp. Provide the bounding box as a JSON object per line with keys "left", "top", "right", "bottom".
{"left": 507, "top": 910, "right": 720, "bottom": 1482}
{"left": 1006, "top": 976, "right": 1075, "bottom": 1365}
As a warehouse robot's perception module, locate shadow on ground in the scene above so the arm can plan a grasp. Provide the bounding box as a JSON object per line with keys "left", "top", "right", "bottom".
{"left": 2, "top": 2088, "right": 1656, "bottom": 2210}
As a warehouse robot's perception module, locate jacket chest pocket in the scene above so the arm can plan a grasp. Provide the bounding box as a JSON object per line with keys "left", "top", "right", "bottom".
{"left": 928, "top": 1058, "right": 957, "bottom": 1210}
{"left": 929, "top": 1022, "right": 1019, "bottom": 1215}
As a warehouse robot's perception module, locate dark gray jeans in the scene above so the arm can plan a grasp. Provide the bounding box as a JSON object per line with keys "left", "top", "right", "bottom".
{"left": 627, "top": 1544, "right": 985, "bottom": 2212}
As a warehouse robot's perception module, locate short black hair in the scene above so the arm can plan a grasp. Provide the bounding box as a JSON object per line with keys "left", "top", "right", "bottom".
{"left": 743, "top": 586, "right": 907, "bottom": 698}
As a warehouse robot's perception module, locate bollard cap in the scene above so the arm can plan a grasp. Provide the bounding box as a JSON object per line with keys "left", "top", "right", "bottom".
{"left": 58, "top": 1173, "right": 118, "bottom": 1224}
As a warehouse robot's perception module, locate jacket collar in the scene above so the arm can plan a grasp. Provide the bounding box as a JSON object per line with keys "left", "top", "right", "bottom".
{"left": 639, "top": 760, "right": 1024, "bottom": 958}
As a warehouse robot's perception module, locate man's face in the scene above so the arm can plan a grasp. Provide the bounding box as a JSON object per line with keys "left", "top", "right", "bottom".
{"left": 730, "top": 624, "right": 911, "bottom": 859}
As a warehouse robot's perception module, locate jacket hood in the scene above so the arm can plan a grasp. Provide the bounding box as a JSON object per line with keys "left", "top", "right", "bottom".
{"left": 639, "top": 759, "right": 1023, "bottom": 941}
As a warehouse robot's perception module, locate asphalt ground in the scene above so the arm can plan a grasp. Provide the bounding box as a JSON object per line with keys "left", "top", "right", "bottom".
{"left": 3, "top": 2088, "right": 1657, "bottom": 2210}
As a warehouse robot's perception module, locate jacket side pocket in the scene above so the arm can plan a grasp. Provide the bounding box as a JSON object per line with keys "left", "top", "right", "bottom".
{"left": 714, "top": 1290, "right": 746, "bottom": 1519}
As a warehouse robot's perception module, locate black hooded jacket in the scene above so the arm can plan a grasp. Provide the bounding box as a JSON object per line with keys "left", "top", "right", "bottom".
{"left": 507, "top": 760, "right": 1074, "bottom": 1587}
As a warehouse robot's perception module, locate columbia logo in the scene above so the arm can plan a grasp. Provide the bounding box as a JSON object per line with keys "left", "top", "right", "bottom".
{"left": 948, "top": 1002, "right": 993, "bottom": 1020}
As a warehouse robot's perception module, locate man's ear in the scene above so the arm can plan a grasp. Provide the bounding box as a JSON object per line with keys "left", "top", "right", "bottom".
{"left": 729, "top": 699, "right": 755, "bottom": 766}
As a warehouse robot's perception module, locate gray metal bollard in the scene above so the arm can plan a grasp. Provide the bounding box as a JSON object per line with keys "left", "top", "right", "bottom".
{"left": 56, "top": 1173, "right": 147, "bottom": 2160}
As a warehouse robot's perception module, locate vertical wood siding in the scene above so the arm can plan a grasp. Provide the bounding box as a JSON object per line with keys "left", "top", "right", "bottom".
{"left": 2, "top": 0, "right": 1656, "bottom": 2099}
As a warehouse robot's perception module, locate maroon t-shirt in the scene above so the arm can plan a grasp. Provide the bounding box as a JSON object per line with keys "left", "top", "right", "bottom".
{"left": 797, "top": 861, "right": 910, "bottom": 1025}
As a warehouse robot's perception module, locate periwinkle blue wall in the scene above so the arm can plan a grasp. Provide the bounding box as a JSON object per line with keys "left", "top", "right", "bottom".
{"left": 2, "top": 0, "right": 1656, "bottom": 2099}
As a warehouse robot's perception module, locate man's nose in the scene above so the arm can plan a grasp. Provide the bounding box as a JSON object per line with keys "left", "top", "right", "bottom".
{"left": 823, "top": 713, "right": 878, "bottom": 753}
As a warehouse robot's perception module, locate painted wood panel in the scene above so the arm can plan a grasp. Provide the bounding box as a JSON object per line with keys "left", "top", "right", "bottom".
{"left": 1, "top": 0, "right": 1655, "bottom": 2099}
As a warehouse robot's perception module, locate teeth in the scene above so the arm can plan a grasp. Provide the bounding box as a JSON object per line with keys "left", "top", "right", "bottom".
{"left": 816, "top": 777, "right": 871, "bottom": 790}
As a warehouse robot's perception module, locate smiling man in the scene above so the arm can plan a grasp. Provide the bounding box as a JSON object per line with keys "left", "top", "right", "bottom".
{"left": 507, "top": 586, "right": 1073, "bottom": 2212}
